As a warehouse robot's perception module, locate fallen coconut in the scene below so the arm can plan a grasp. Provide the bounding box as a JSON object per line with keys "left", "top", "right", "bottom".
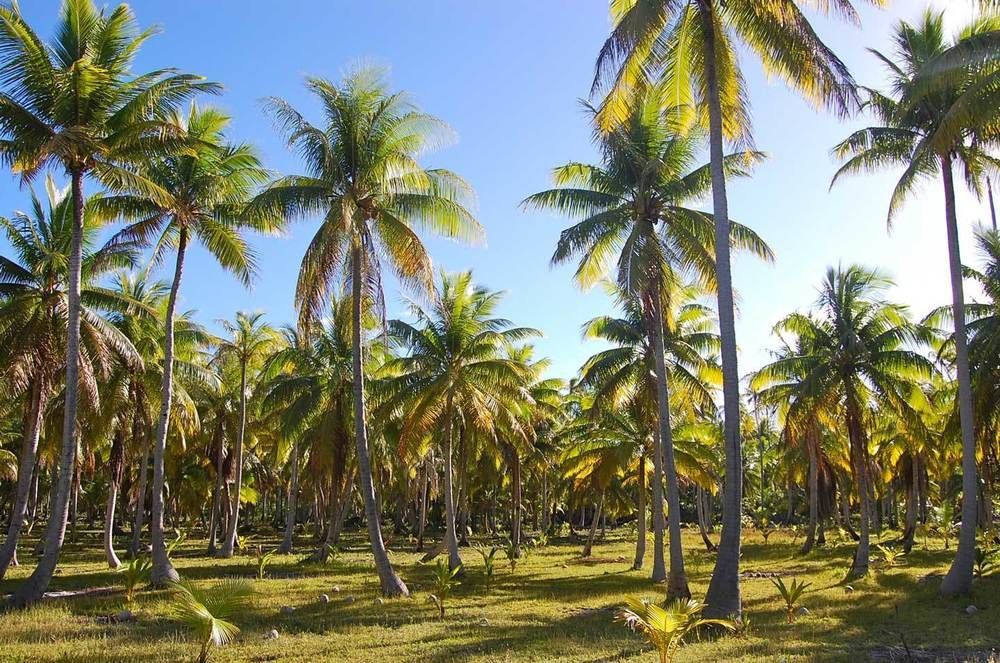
{"left": 264, "top": 629, "right": 279, "bottom": 640}
{"left": 318, "top": 594, "right": 330, "bottom": 604}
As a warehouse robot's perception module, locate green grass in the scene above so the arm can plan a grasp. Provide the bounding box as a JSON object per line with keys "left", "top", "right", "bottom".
{"left": 1, "top": 528, "right": 997, "bottom": 662}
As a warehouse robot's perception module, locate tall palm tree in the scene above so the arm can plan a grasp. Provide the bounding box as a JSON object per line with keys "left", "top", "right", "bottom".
{"left": 523, "top": 92, "right": 768, "bottom": 598}
{"left": 215, "top": 312, "right": 282, "bottom": 557}
{"left": 831, "top": 10, "right": 1000, "bottom": 596}
{"left": 0, "top": 178, "right": 140, "bottom": 578}
{"left": 592, "top": 0, "right": 877, "bottom": 616}
{"left": 104, "top": 105, "right": 275, "bottom": 584}
{"left": 0, "top": 0, "right": 215, "bottom": 606}
{"left": 753, "top": 266, "right": 933, "bottom": 578}
{"left": 254, "top": 68, "right": 482, "bottom": 597}
{"left": 386, "top": 271, "right": 537, "bottom": 570}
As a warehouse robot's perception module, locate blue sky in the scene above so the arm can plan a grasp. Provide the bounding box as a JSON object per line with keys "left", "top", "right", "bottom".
{"left": 1, "top": 1, "right": 991, "bottom": 381}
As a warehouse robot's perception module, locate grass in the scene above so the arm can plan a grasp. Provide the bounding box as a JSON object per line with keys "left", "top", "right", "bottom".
{"left": 1, "top": 527, "right": 997, "bottom": 662}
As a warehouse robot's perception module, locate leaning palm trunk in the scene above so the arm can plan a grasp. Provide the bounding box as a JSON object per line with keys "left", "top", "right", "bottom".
{"left": 633, "top": 451, "right": 647, "bottom": 570}
{"left": 0, "top": 380, "right": 46, "bottom": 579}
{"left": 940, "top": 154, "right": 979, "bottom": 597}
{"left": 104, "top": 430, "right": 125, "bottom": 568}
{"left": 149, "top": 229, "right": 188, "bottom": 587}
{"left": 279, "top": 439, "right": 300, "bottom": 554}
{"left": 220, "top": 362, "right": 248, "bottom": 558}
{"left": 582, "top": 492, "right": 605, "bottom": 558}
{"left": 350, "top": 246, "right": 408, "bottom": 597}
{"left": 700, "top": 15, "right": 744, "bottom": 619}
{"left": 649, "top": 288, "right": 690, "bottom": 600}
{"left": 10, "top": 171, "right": 86, "bottom": 607}
{"left": 442, "top": 398, "right": 463, "bottom": 571}
{"left": 130, "top": 413, "right": 150, "bottom": 557}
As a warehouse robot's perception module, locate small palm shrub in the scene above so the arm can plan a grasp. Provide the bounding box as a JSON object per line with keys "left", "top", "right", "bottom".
{"left": 167, "top": 529, "right": 187, "bottom": 560}
{"left": 617, "top": 598, "right": 735, "bottom": 663}
{"left": 931, "top": 502, "right": 957, "bottom": 549}
{"left": 475, "top": 546, "right": 499, "bottom": 593}
{"left": 975, "top": 547, "right": 997, "bottom": 578}
{"left": 170, "top": 579, "right": 254, "bottom": 663}
{"left": 117, "top": 555, "right": 151, "bottom": 602}
{"left": 771, "top": 577, "right": 812, "bottom": 623}
{"left": 255, "top": 546, "right": 277, "bottom": 580}
{"left": 426, "top": 559, "right": 461, "bottom": 618}
{"left": 503, "top": 538, "right": 522, "bottom": 573}
{"left": 876, "top": 544, "right": 905, "bottom": 569}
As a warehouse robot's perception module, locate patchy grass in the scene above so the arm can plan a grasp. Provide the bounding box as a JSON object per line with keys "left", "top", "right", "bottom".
{"left": 1, "top": 528, "right": 997, "bottom": 662}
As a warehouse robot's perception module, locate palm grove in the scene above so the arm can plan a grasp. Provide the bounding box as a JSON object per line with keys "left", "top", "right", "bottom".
{"left": 0, "top": 0, "right": 999, "bottom": 634}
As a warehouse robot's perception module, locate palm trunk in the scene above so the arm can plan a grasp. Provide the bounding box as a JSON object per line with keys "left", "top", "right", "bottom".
{"left": 279, "top": 439, "right": 300, "bottom": 554}
{"left": 541, "top": 467, "right": 550, "bottom": 533}
{"left": 104, "top": 429, "right": 125, "bottom": 568}
{"left": 350, "top": 245, "right": 408, "bottom": 596}
{"left": 900, "top": 455, "right": 919, "bottom": 553}
{"left": 650, "top": 426, "right": 666, "bottom": 581}
{"left": 220, "top": 361, "right": 248, "bottom": 557}
{"left": 443, "top": 396, "right": 463, "bottom": 570}
{"left": 149, "top": 227, "right": 187, "bottom": 586}
{"left": 0, "top": 380, "right": 46, "bottom": 579}
{"left": 649, "top": 286, "right": 690, "bottom": 599}
{"left": 417, "top": 456, "right": 430, "bottom": 551}
{"left": 130, "top": 411, "right": 150, "bottom": 557}
{"left": 582, "top": 492, "right": 604, "bottom": 558}
{"left": 207, "top": 426, "right": 224, "bottom": 555}
{"left": 802, "top": 429, "right": 819, "bottom": 555}
{"left": 699, "top": 2, "right": 743, "bottom": 618}
{"left": 846, "top": 388, "right": 872, "bottom": 579}
{"left": 633, "top": 450, "right": 647, "bottom": 570}
{"left": 697, "top": 485, "right": 717, "bottom": 552}
{"left": 10, "top": 169, "right": 86, "bottom": 607}
{"left": 941, "top": 153, "right": 978, "bottom": 596}
{"left": 510, "top": 446, "right": 522, "bottom": 558}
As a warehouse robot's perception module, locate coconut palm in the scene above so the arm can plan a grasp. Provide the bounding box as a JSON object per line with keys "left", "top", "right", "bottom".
{"left": 103, "top": 105, "right": 275, "bottom": 584}
{"left": 593, "top": 0, "right": 877, "bottom": 616}
{"left": 0, "top": 0, "right": 216, "bottom": 606}
{"left": 831, "top": 10, "right": 1000, "bottom": 595}
{"left": 523, "top": 92, "right": 768, "bottom": 597}
{"left": 0, "top": 179, "right": 140, "bottom": 579}
{"left": 753, "top": 265, "right": 934, "bottom": 578}
{"left": 385, "top": 271, "right": 537, "bottom": 570}
{"left": 215, "top": 312, "right": 282, "bottom": 557}
{"left": 253, "top": 68, "right": 482, "bottom": 596}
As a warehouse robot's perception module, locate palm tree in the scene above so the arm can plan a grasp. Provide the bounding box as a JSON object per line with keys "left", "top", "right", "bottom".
{"left": 523, "top": 92, "right": 768, "bottom": 598}
{"left": 386, "top": 271, "right": 537, "bottom": 570}
{"left": 0, "top": 0, "right": 216, "bottom": 606}
{"left": 104, "top": 105, "right": 275, "bottom": 584}
{"left": 831, "top": 10, "right": 1000, "bottom": 596}
{"left": 592, "top": 0, "right": 876, "bottom": 616}
{"left": 753, "top": 266, "right": 933, "bottom": 578}
{"left": 0, "top": 178, "right": 140, "bottom": 578}
{"left": 215, "top": 312, "right": 282, "bottom": 557}
{"left": 254, "top": 68, "right": 482, "bottom": 597}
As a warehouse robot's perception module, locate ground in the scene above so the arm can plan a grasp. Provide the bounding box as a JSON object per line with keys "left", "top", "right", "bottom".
{"left": 1, "top": 527, "right": 997, "bottom": 662}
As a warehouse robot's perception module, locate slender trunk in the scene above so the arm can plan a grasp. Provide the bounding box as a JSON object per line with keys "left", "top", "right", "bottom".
{"left": 279, "top": 439, "right": 300, "bottom": 554}
{"left": 901, "top": 455, "right": 919, "bottom": 553}
{"left": 104, "top": 429, "right": 125, "bottom": 568}
{"left": 207, "top": 428, "right": 224, "bottom": 555}
{"left": 846, "top": 389, "right": 872, "bottom": 579}
{"left": 988, "top": 176, "right": 996, "bottom": 232}
{"left": 582, "top": 492, "right": 604, "bottom": 558}
{"left": 443, "top": 396, "right": 462, "bottom": 570}
{"left": 0, "top": 380, "right": 46, "bottom": 579}
{"left": 699, "top": 3, "right": 743, "bottom": 618}
{"left": 417, "top": 456, "right": 429, "bottom": 551}
{"left": 541, "top": 467, "right": 550, "bottom": 532}
{"left": 802, "top": 430, "right": 819, "bottom": 555}
{"left": 130, "top": 412, "right": 150, "bottom": 557}
{"left": 350, "top": 246, "right": 408, "bottom": 596}
{"left": 329, "top": 467, "right": 355, "bottom": 548}
{"left": 649, "top": 286, "right": 690, "bottom": 599}
{"left": 650, "top": 426, "right": 666, "bottom": 581}
{"left": 149, "top": 228, "right": 188, "bottom": 586}
{"left": 69, "top": 465, "right": 80, "bottom": 541}
{"left": 220, "top": 362, "right": 248, "bottom": 557}
{"left": 941, "top": 154, "right": 978, "bottom": 596}
{"left": 633, "top": 451, "right": 647, "bottom": 570}
{"left": 26, "top": 464, "right": 40, "bottom": 534}
{"left": 10, "top": 170, "right": 85, "bottom": 607}
{"left": 697, "top": 485, "right": 717, "bottom": 552}
{"left": 510, "top": 447, "right": 522, "bottom": 557}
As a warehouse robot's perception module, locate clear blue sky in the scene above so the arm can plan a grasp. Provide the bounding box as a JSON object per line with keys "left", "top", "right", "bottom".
{"left": 1, "top": 1, "right": 990, "bottom": 381}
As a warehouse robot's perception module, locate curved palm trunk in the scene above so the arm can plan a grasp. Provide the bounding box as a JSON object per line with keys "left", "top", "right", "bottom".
{"left": 649, "top": 288, "right": 690, "bottom": 600}
{"left": 104, "top": 429, "right": 125, "bottom": 568}
{"left": 633, "top": 450, "right": 647, "bottom": 570}
{"left": 941, "top": 154, "right": 978, "bottom": 597}
{"left": 149, "top": 228, "right": 188, "bottom": 587}
{"left": 350, "top": 246, "right": 408, "bottom": 596}
{"left": 10, "top": 170, "right": 86, "bottom": 607}
{"left": 130, "top": 412, "right": 150, "bottom": 557}
{"left": 0, "top": 380, "right": 46, "bottom": 580}
{"left": 279, "top": 439, "right": 300, "bottom": 554}
{"left": 442, "top": 397, "right": 463, "bottom": 571}
{"left": 582, "top": 491, "right": 605, "bottom": 558}
{"left": 650, "top": 426, "right": 667, "bottom": 581}
{"left": 220, "top": 362, "right": 248, "bottom": 557}
{"left": 700, "top": 6, "right": 743, "bottom": 618}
